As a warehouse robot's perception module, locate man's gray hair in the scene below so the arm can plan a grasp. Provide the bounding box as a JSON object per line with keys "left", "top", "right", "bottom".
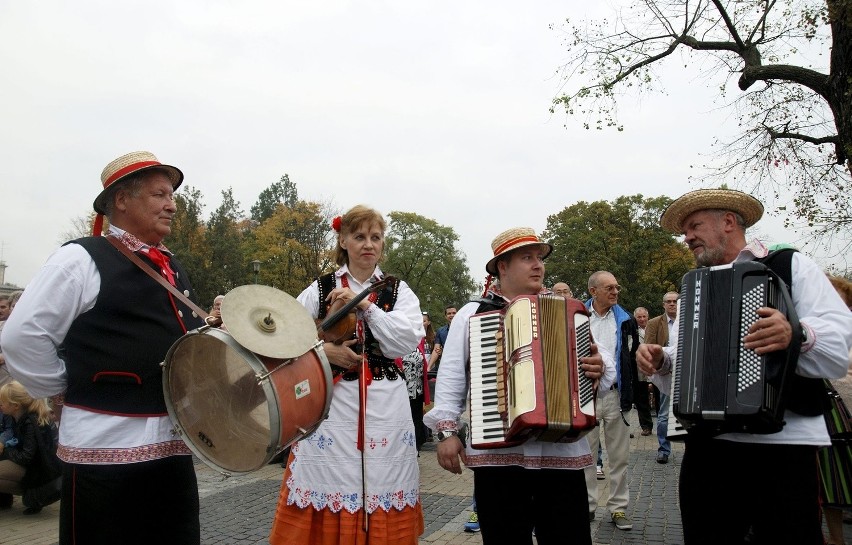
{"left": 707, "top": 208, "right": 746, "bottom": 229}
{"left": 103, "top": 173, "right": 147, "bottom": 217}
{"left": 587, "top": 270, "right": 611, "bottom": 290}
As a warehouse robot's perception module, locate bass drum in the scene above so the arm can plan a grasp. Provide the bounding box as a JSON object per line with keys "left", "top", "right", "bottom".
{"left": 163, "top": 327, "right": 333, "bottom": 475}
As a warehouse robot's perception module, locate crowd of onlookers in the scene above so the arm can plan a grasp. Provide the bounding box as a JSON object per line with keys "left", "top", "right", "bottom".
{"left": 419, "top": 270, "right": 852, "bottom": 542}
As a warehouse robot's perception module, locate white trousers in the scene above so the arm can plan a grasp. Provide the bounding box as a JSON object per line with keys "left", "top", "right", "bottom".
{"left": 584, "top": 390, "right": 631, "bottom": 514}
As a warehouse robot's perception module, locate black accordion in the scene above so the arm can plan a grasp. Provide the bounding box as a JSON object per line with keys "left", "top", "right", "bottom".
{"left": 672, "top": 261, "right": 801, "bottom": 435}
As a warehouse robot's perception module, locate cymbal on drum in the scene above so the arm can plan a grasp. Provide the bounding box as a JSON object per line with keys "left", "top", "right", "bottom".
{"left": 221, "top": 285, "right": 318, "bottom": 358}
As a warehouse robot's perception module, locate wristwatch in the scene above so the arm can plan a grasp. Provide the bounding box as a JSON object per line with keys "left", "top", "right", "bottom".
{"left": 800, "top": 324, "right": 809, "bottom": 345}
{"left": 437, "top": 429, "right": 458, "bottom": 442}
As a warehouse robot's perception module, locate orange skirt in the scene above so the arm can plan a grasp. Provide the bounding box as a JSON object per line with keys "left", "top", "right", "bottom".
{"left": 269, "top": 453, "right": 424, "bottom": 545}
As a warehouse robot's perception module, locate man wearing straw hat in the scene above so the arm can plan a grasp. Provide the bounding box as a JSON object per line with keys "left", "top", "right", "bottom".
{"left": 637, "top": 189, "right": 852, "bottom": 545}
{"left": 1, "top": 151, "right": 206, "bottom": 544}
{"left": 424, "top": 226, "right": 617, "bottom": 545}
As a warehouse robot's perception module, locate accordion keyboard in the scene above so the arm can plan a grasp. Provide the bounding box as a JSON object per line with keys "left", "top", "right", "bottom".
{"left": 575, "top": 314, "right": 594, "bottom": 414}
{"left": 469, "top": 312, "right": 508, "bottom": 446}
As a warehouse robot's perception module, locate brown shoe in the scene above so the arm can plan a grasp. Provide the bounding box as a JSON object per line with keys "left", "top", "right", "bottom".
{"left": 640, "top": 428, "right": 652, "bottom": 436}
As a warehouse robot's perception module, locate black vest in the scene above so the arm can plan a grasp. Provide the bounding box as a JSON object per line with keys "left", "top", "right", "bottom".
{"left": 755, "top": 249, "right": 823, "bottom": 417}
{"left": 62, "top": 236, "right": 205, "bottom": 415}
{"left": 317, "top": 272, "right": 401, "bottom": 381}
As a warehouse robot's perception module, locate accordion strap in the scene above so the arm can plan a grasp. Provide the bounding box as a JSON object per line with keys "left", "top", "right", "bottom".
{"left": 755, "top": 249, "right": 825, "bottom": 417}
{"left": 473, "top": 294, "right": 506, "bottom": 314}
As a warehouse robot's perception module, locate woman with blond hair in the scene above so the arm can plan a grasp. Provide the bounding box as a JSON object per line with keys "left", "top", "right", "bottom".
{"left": 0, "top": 381, "right": 61, "bottom": 514}
{"left": 269, "top": 205, "right": 425, "bottom": 545}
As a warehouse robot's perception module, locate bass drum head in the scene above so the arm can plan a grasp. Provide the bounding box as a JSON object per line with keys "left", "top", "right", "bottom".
{"left": 163, "top": 329, "right": 277, "bottom": 475}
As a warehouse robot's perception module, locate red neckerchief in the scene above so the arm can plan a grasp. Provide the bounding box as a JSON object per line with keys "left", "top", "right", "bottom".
{"left": 112, "top": 230, "right": 172, "bottom": 254}
{"left": 146, "top": 247, "right": 176, "bottom": 286}
{"left": 341, "top": 275, "right": 379, "bottom": 451}
{"left": 340, "top": 274, "right": 378, "bottom": 387}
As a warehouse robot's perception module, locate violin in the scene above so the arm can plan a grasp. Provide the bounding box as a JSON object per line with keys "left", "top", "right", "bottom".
{"left": 318, "top": 276, "right": 396, "bottom": 344}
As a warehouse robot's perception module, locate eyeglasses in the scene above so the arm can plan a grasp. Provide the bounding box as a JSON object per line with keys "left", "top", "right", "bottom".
{"left": 597, "top": 285, "right": 622, "bottom": 293}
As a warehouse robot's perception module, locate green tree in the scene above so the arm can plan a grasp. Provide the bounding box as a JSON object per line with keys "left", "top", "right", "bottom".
{"left": 542, "top": 195, "right": 694, "bottom": 312}
{"left": 253, "top": 200, "right": 337, "bottom": 297}
{"left": 551, "top": 0, "right": 852, "bottom": 247}
{"left": 199, "top": 187, "right": 245, "bottom": 304}
{"left": 168, "top": 186, "right": 208, "bottom": 297}
{"left": 251, "top": 174, "right": 299, "bottom": 223}
{"left": 382, "top": 211, "right": 478, "bottom": 321}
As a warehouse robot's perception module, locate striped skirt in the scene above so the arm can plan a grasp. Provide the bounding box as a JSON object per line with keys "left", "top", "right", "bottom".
{"left": 818, "top": 440, "right": 852, "bottom": 507}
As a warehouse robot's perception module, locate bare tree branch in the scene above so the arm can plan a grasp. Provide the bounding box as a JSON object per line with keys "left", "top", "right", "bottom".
{"left": 552, "top": 0, "right": 850, "bottom": 245}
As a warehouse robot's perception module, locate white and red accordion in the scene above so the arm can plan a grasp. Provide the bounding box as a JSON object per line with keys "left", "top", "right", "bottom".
{"left": 672, "top": 261, "right": 800, "bottom": 435}
{"left": 468, "top": 294, "right": 597, "bottom": 449}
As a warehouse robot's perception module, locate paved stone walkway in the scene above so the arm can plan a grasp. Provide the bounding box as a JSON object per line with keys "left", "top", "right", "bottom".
{"left": 2, "top": 410, "right": 847, "bottom": 544}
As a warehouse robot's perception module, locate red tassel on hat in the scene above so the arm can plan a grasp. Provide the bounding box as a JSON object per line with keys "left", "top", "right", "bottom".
{"left": 92, "top": 214, "right": 105, "bottom": 237}
{"left": 481, "top": 275, "right": 493, "bottom": 297}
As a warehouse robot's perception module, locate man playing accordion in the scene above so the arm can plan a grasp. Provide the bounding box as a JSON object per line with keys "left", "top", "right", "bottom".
{"left": 424, "top": 227, "right": 616, "bottom": 545}
{"left": 637, "top": 189, "right": 852, "bottom": 545}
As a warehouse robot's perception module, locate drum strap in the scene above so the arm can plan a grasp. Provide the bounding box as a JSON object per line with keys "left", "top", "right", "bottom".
{"left": 106, "top": 236, "right": 209, "bottom": 321}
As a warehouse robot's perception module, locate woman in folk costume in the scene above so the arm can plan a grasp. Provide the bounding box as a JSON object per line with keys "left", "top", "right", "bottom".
{"left": 269, "top": 205, "right": 425, "bottom": 545}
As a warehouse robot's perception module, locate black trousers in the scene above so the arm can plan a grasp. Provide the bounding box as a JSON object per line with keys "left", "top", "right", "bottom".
{"left": 634, "top": 379, "right": 659, "bottom": 431}
{"left": 680, "top": 437, "right": 822, "bottom": 545}
{"left": 473, "top": 465, "right": 591, "bottom": 545}
{"left": 409, "top": 392, "right": 426, "bottom": 451}
{"left": 59, "top": 456, "right": 200, "bottom": 545}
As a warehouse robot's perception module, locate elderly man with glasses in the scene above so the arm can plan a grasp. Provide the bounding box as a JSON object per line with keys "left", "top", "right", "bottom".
{"left": 583, "top": 271, "right": 639, "bottom": 530}
{"left": 552, "top": 282, "right": 573, "bottom": 299}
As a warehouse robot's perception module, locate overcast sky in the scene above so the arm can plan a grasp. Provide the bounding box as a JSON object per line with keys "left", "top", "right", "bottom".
{"left": 0, "top": 1, "right": 842, "bottom": 291}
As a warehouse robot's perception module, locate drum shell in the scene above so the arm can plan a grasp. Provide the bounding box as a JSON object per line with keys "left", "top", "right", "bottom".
{"left": 162, "top": 327, "right": 332, "bottom": 476}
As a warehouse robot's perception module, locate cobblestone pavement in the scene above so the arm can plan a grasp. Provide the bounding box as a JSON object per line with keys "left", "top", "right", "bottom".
{"left": 2, "top": 410, "right": 847, "bottom": 544}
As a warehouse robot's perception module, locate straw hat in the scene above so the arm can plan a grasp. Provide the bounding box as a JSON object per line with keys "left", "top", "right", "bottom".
{"left": 93, "top": 151, "right": 183, "bottom": 214}
{"left": 485, "top": 227, "right": 552, "bottom": 275}
{"left": 660, "top": 189, "right": 763, "bottom": 234}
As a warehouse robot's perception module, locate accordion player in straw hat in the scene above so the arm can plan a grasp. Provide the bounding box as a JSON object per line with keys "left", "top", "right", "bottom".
{"left": 638, "top": 187, "right": 852, "bottom": 545}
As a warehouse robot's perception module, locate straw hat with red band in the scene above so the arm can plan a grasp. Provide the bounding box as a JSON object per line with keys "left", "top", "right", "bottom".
{"left": 485, "top": 227, "right": 553, "bottom": 275}
{"left": 660, "top": 188, "right": 763, "bottom": 234}
{"left": 91, "top": 151, "right": 183, "bottom": 236}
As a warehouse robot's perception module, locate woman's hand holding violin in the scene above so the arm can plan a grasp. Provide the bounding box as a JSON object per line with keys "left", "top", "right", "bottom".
{"left": 322, "top": 338, "right": 362, "bottom": 370}
{"left": 326, "top": 287, "right": 373, "bottom": 312}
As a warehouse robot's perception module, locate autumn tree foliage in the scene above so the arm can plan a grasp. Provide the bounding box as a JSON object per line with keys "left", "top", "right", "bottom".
{"left": 165, "top": 177, "right": 476, "bottom": 309}
{"left": 542, "top": 195, "right": 694, "bottom": 312}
